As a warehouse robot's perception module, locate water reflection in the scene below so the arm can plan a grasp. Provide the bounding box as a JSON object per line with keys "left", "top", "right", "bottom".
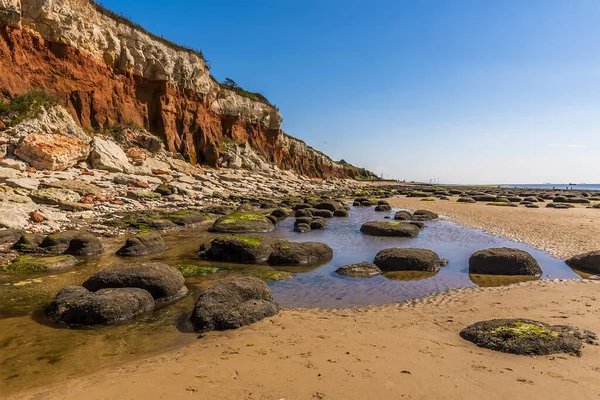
{"left": 468, "top": 274, "right": 540, "bottom": 287}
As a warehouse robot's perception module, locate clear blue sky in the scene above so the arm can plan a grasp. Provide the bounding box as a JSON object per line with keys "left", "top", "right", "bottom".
{"left": 101, "top": 0, "right": 600, "bottom": 184}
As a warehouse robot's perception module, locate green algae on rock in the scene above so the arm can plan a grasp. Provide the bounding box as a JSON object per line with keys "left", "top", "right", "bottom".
{"left": 211, "top": 212, "right": 275, "bottom": 233}
{"left": 175, "top": 264, "right": 219, "bottom": 278}
{"left": 3, "top": 255, "right": 79, "bottom": 273}
{"left": 260, "top": 270, "right": 294, "bottom": 281}
{"left": 460, "top": 318, "right": 597, "bottom": 356}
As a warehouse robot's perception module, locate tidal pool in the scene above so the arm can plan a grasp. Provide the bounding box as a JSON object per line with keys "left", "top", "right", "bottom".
{"left": 0, "top": 205, "right": 581, "bottom": 395}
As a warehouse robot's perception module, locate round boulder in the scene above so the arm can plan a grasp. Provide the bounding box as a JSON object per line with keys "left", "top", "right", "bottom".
{"left": 374, "top": 248, "right": 446, "bottom": 272}
{"left": 39, "top": 230, "right": 103, "bottom": 256}
{"left": 294, "top": 223, "right": 311, "bottom": 233}
{"left": 375, "top": 204, "right": 392, "bottom": 212}
{"left": 411, "top": 210, "right": 438, "bottom": 221}
{"left": 190, "top": 276, "right": 279, "bottom": 332}
{"left": 44, "top": 286, "right": 155, "bottom": 325}
{"left": 198, "top": 236, "right": 276, "bottom": 264}
{"left": 469, "top": 248, "right": 541, "bottom": 275}
{"left": 360, "top": 221, "right": 420, "bottom": 237}
{"left": 336, "top": 262, "right": 382, "bottom": 278}
{"left": 460, "top": 318, "right": 596, "bottom": 356}
{"left": 116, "top": 232, "right": 168, "bottom": 257}
{"left": 394, "top": 211, "right": 412, "bottom": 220}
{"left": 267, "top": 242, "right": 333, "bottom": 266}
{"left": 566, "top": 251, "right": 600, "bottom": 274}
{"left": 82, "top": 262, "right": 187, "bottom": 304}
{"left": 211, "top": 212, "right": 275, "bottom": 234}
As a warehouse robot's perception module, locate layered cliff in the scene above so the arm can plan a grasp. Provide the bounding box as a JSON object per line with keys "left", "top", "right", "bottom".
{"left": 0, "top": 0, "right": 375, "bottom": 179}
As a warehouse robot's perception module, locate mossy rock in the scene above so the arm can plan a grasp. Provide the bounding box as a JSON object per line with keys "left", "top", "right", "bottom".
{"left": 360, "top": 221, "right": 420, "bottom": 237}
{"left": 199, "top": 235, "right": 277, "bottom": 264}
{"left": 167, "top": 210, "right": 209, "bottom": 226}
{"left": 3, "top": 255, "right": 79, "bottom": 273}
{"left": 175, "top": 264, "right": 219, "bottom": 278}
{"left": 460, "top": 318, "right": 597, "bottom": 356}
{"left": 487, "top": 202, "right": 518, "bottom": 207}
{"left": 260, "top": 270, "right": 294, "bottom": 281}
{"left": 211, "top": 212, "right": 275, "bottom": 233}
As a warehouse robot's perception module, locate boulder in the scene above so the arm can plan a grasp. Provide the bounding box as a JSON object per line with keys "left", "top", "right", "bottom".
{"left": 270, "top": 208, "right": 289, "bottom": 222}
{"left": 336, "top": 262, "right": 382, "bottom": 278}
{"left": 44, "top": 286, "right": 155, "bottom": 325}
{"left": 3, "top": 255, "right": 78, "bottom": 272}
{"left": 294, "top": 223, "right": 311, "bottom": 233}
{"left": 457, "top": 197, "right": 476, "bottom": 203}
{"left": 211, "top": 212, "right": 275, "bottom": 233}
{"left": 190, "top": 276, "right": 279, "bottom": 332}
{"left": 565, "top": 251, "right": 600, "bottom": 274}
{"left": 360, "top": 221, "right": 420, "bottom": 237}
{"left": 333, "top": 209, "right": 348, "bottom": 217}
{"left": 314, "top": 200, "right": 341, "bottom": 212}
{"left": 469, "top": 248, "right": 541, "bottom": 275}
{"left": 295, "top": 209, "right": 313, "bottom": 218}
{"left": 30, "top": 188, "right": 80, "bottom": 206}
{"left": 460, "top": 318, "right": 596, "bottom": 356}
{"left": 39, "top": 180, "right": 102, "bottom": 197}
{"left": 374, "top": 248, "right": 446, "bottom": 272}
{"left": 126, "top": 190, "right": 162, "bottom": 201}
{"left": 412, "top": 210, "right": 438, "bottom": 221}
{"left": 312, "top": 209, "right": 334, "bottom": 218}
{"left": 40, "top": 230, "right": 103, "bottom": 256}
{"left": 116, "top": 232, "right": 168, "bottom": 257}
{"left": 199, "top": 236, "right": 276, "bottom": 264}
{"left": 82, "top": 262, "right": 187, "bottom": 304}
{"left": 14, "top": 134, "right": 90, "bottom": 171}
{"left": 394, "top": 211, "right": 412, "bottom": 220}
{"left": 0, "top": 229, "right": 24, "bottom": 250}
{"left": 310, "top": 218, "right": 327, "bottom": 230}
{"left": 267, "top": 242, "right": 333, "bottom": 266}
{"left": 375, "top": 204, "right": 392, "bottom": 212}
{"left": 90, "top": 137, "right": 132, "bottom": 172}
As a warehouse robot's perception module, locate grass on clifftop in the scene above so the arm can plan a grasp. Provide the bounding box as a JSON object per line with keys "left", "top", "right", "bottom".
{"left": 0, "top": 90, "right": 58, "bottom": 128}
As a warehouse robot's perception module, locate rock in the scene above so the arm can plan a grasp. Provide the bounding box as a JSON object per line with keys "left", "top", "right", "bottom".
{"left": 90, "top": 137, "right": 132, "bottom": 172}
{"left": 11, "top": 233, "right": 44, "bottom": 252}
{"left": 30, "top": 188, "right": 80, "bottom": 206}
{"left": 360, "top": 221, "right": 420, "bottom": 237}
{"left": 167, "top": 209, "right": 208, "bottom": 226}
{"left": 44, "top": 286, "right": 155, "bottom": 325}
{"left": 126, "top": 190, "right": 162, "bottom": 201}
{"left": 457, "top": 197, "right": 476, "bottom": 203}
{"left": 39, "top": 180, "right": 102, "bottom": 196}
{"left": 333, "top": 209, "right": 348, "bottom": 217}
{"left": 270, "top": 208, "right": 289, "bottom": 221}
{"left": 374, "top": 248, "right": 445, "bottom": 272}
{"left": 295, "top": 217, "right": 313, "bottom": 226}
{"left": 472, "top": 195, "right": 497, "bottom": 202}
{"left": 336, "top": 262, "right": 382, "bottom": 278}
{"left": 6, "top": 177, "right": 40, "bottom": 190}
{"left": 29, "top": 211, "right": 45, "bottom": 222}
{"left": 310, "top": 218, "right": 327, "bottom": 230}
{"left": 40, "top": 230, "right": 104, "bottom": 256}
{"left": 294, "top": 223, "right": 311, "bottom": 233}
{"left": 83, "top": 262, "right": 187, "bottom": 304}
{"left": 314, "top": 200, "right": 341, "bottom": 212}
{"left": 0, "top": 228, "right": 24, "bottom": 250}
{"left": 14, "top": 133, "right": 90, "bottom": 171}
{"left": 267, "top": 242, "right": 333, "bottom": 266}
{"left": 0, "top": 167, "right": 20, "bottom": 183}
{"left": 59, "top": 201, "right": 94, "bottom": 212}
{"left": 201, "top": 205, "right": 235, "bottom": 215}
{"left": 190, "top": 276, "right": 279, "bottom": 332}
{"left": 199, "top": 236, "right": 276, "bottom": 264}
{"left": 295, "top": 209, "right": 313, "bottom": 217}
{"left": 394, "top": 211, "right": 412, "bottom": 220}
{"left": 312, "top": 209, "right": 334, "bottom": 218}
{"left": 469, "top": 248, "right": 541, "bottom": 275}
{"left": 3, "top": 255, "right": 79, "bottom": 272}
{"left": 155, "top": 184, "right": 177, "bottom": 196}
{"left": 375, "top": 204, "right": 392, "bottom": 212}
{"left": 412, "top": 210, "right": 438, "bottom": 221}
{"left": 116, "top": 232, "right": 168, "bottom": 257}
{"left": 565, "top": 251, "right": 600, "bottom": 274}
{"left": 460, "top": 318, "right": 596, "bottom": 356}
{"left": 211, "top": 212, "right": 275, "bottom": 233}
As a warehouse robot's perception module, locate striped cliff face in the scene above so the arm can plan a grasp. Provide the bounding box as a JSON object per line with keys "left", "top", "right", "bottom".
{"left": 0, "top": 0, "right": 374, "bottom": 179}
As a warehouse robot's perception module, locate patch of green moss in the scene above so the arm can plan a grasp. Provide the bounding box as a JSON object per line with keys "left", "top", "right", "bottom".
{"left": 215, "top": 235, "right": 263, "bottom": 247}
{"left": 260, "top": 270, "right": 294, "bottom": 281}
{"left": 3, "top": 256, "right": 46, "bottom": 273}
{"left": 492, "top": 321, "right": 558, "bottom": 340}
{"left": 218, "top": 212, "right": 267, "bottom": 225}
{"left": 167, "top": 209, "right": 209, "bottom": 225}
{"left": 486, "top": 202, "right": 516, "bottom": 207}
{"left": 175, "top": 264, "right": 219, "bottom": 278}
{"left": 386, "top": 222, "right": 401, "bottom": 226}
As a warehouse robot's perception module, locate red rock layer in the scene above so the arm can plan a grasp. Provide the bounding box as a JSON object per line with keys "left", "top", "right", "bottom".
{"left": 0, "top": 26, "right": 371, "bottom": 179}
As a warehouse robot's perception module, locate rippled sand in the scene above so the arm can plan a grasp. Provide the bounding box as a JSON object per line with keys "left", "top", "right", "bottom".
{"left": 388, "top": 197, "right": 600, "bottom": 259}
{"left": 14, "top": 280, "right": 600, "bottom": 400}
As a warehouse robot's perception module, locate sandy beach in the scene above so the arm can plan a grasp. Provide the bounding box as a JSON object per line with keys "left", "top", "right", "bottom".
{"left": 13, "top": 279, "right": 600, "bottom": 400}
{"left": 387, "top": 197, "right": 600, "bottom": 260}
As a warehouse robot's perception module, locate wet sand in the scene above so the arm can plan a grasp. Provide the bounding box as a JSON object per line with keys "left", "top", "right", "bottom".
{"left": 13, "top": 280, "right": 600, "bottom": 400}
{"left": 387, "top": 197, "right": 600, "bottom": 259}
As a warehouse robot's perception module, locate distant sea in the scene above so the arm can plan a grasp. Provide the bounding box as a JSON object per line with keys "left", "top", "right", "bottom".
{"left": 502, "top": 184, "right": 600, "bottom": 191}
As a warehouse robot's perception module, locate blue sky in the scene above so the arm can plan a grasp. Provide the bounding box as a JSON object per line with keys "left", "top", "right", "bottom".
{"left": 101, "top": 0, "right": 600, "bottom": 184}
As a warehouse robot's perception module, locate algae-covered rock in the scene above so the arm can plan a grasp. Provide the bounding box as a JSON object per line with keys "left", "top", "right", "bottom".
{"left": 260, "top": 270, "right": 294, "bottom": 281}
{"left": 44, "top": 286, "right": 155, "bottom": 325}
{"left": 116, "top": 232, "right": 168, "bottom": 257}
{"left": 190, "top": 276, "right": 279, "bottom": 332}
{"left": 211, "top": 212, "right": 275, "bottom": 233}
{"left": 336, "top": 262, "right": 382, "bottom": 278}
{"left": 83, "top": 262, "right": 187, "bottom": 304}
{"left": 199, "top": 235, "right": 276, "bottom": 264}
{"left": 469, "top": 248, "right": 541, "bottom": 276}
{"left": 267, "top": 242, "right": 333, "bottom": 266}
{"left": 460, "top": 318, "right": 597, "bottom": 356}
{"left": 40, "top": 230, "right": 103, "bottom": 256}
{"left": 174, "top": 264, "right": 218, "bottom": 278}
{"left": 374, "top": 248, "right": 446, "bottom": 272}
{"left": 3, "top": 255, "right": 79, "bottom": 273}
{"left": 360, "top": 221, "right": 420, "bottom": 237}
